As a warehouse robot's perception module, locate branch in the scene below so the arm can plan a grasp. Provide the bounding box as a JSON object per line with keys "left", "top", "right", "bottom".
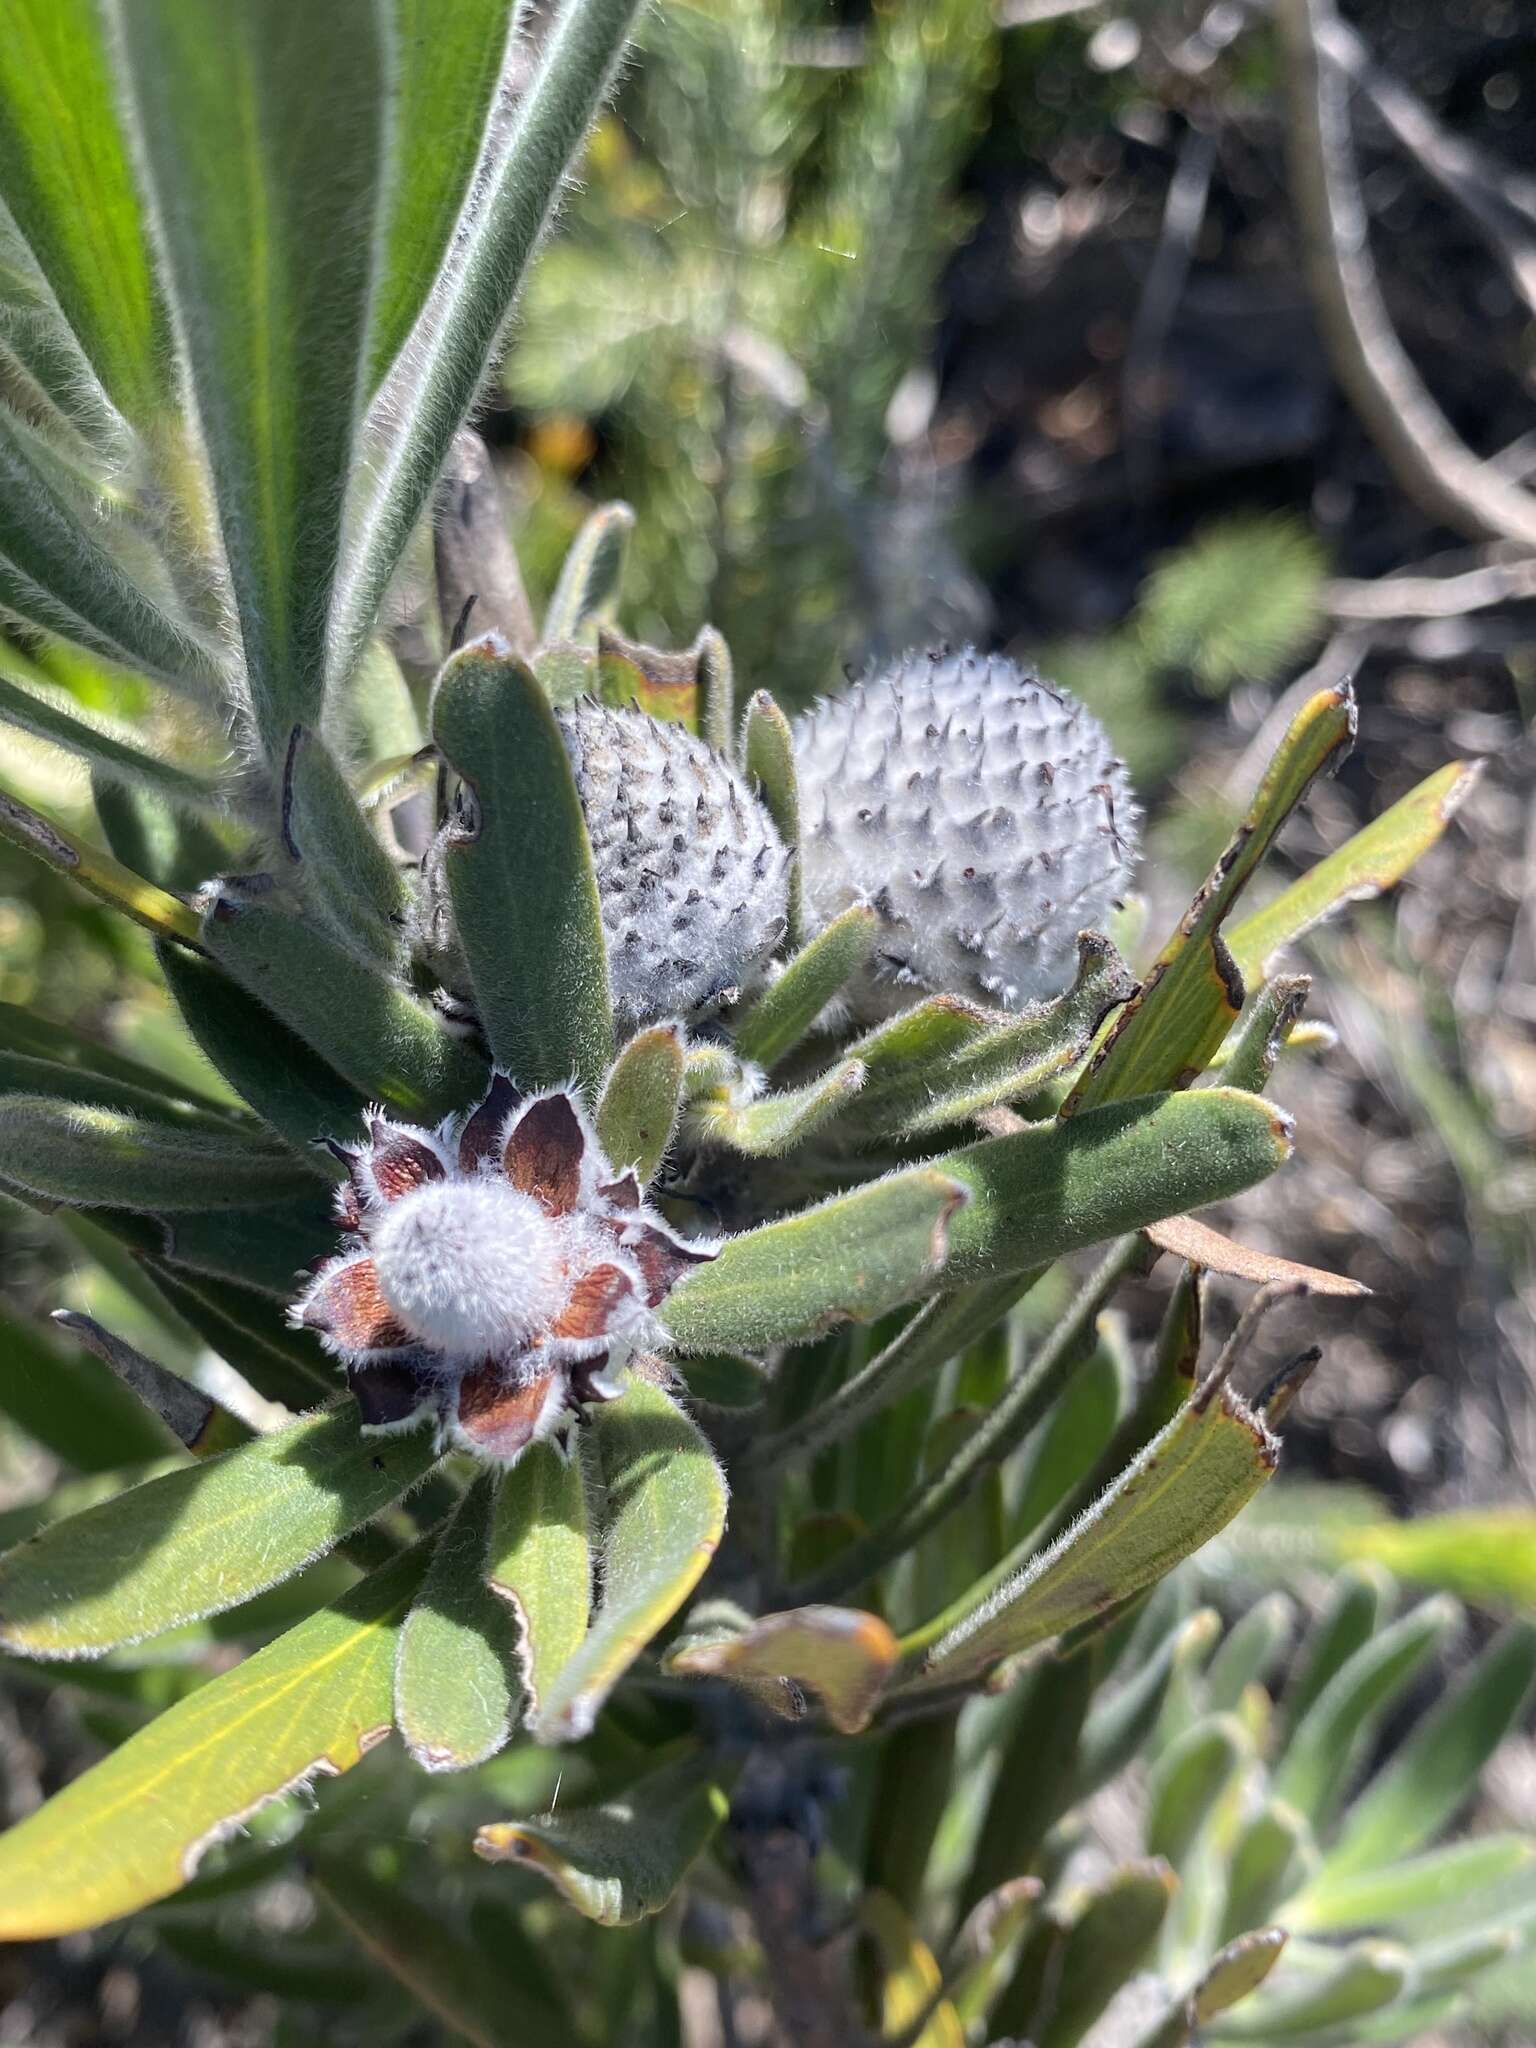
{"left": 1275, "top": 0, "right": 1536, "bottom": 550}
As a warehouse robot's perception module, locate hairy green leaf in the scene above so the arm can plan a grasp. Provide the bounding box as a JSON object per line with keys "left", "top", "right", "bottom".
{"left": 281, "top": 725, "right": 406, "bottom": 961}
{"left": 0, "top": 667, "right": 220, "bottom": 810}
{"left": 1291, "top": 1835, "right": 1535, "bottom": 1936}
{"left": 394, "top": 1473, "right": 518, "bottom": 1772}
{"left": 138, "top": 1260, "right": 334, "bottom": 1409}
{"left": 595, "top": 1024, "right": 684, "bottom": 1185}
{"left": 731, "top": 906, "right": 879, "bottom": 1069}
{"left": 544, "top": 500, "right": 635, "bottom": 644}
{"left": 668, "top": 1603, "right": 898, "bottom": 1733}
{"left": 476, "top": 1751, "right": 733, "bottom": 1924}
{"left": 0, "top": 1543, "right": 427, "bottom": 1936}
{"left": 689, "top": 1058, "right": 866, "bottom": 1156}
{"left": 434, "top": 639, "right": 613, "bottom": 1097}
{"left": 742, "top": 688, "right": 802, "bottom": 943}
{"left": 0, "top": 784, "right": 204, "bottom": 945}
{"left": 0, "top": 1402, "right": 438, "bottom": 1658}
{"left": 0, "top": 1304, "right": 178, "bottom": 1473}
{"left": 1041, "top": 1860, "right": 1177, "bottom": 2048}
{"left": 0, "top": 1095, "right": 320, "bottom": 1210}
{"left": 113, "top": 0, "right": 389, "bottom": 760}
{"left": 529, "top": 1380, "right": 726, "bottom": 1742}
{"left": 487, "top": 1442, "right": 592, "bottom": 1727}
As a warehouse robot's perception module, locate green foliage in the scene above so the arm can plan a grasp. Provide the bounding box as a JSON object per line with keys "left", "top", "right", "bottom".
{"left": 0, "top": 6, "right": 1516, "bottom": 2044}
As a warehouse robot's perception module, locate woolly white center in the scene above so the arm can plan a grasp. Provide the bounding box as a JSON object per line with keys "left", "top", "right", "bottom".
{"left": 371, "top": 1180, "right": 567, "bottom": 1356}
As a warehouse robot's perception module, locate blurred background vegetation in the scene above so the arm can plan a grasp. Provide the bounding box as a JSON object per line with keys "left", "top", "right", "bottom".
{"left": 1, "top": 0, "right": 1534, "bottom": 2038}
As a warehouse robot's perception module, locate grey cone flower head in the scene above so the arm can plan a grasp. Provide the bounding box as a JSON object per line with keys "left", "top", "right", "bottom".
{"left": 560, "top": 699, "right": 791, "bottom": 1031}
{"left": 793, "top": 648, "right": 1139, "bottom": 1012}
{"left": 290, "top": 1074, "right": 717, "bottom": 1466}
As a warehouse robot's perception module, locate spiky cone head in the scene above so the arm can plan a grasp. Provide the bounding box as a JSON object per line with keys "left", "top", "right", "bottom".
{"left": 793, "top": 648, "right": 1139, "bottom": 1013}
{"left": 559, "top": 700, "right": 791, "bottom": 1032}
{"left": 290, "top": 1075, "right": 717, "bottom": 1465}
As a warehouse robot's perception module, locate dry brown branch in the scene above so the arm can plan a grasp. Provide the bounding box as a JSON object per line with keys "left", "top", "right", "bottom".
{"left": 1275, "top": 0, "right": 1536, "bottom": 550}
{"left": 1327, "top": 554, "right": 1536, "bottom": 621}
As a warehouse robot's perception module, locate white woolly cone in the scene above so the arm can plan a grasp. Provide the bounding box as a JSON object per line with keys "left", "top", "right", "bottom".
{"left": 793, "top": 648, "right": 1138, "bottom": 1012}
{"left": 558, "top": 700, "right": 790, "bottom": 1032}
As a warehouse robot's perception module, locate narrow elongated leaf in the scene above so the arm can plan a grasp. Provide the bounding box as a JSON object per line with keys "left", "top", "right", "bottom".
{"left": 368, "top": 0, "right": 520, "bottom": 387}
{"left": 476, "top": 1751, "right": 733, "bottom": 1925}
{"left": 659, "top": 1168, "right": 968, "bottom": 1354}
{"left": 696, "top": 625, "right": 733, "bottom": 755}
{"left": 51, "top": 1311, "right": 248, "bottom": 1457}
{"left": 0, "top": 415, "right": 212, "bottom": 686}
{"left": 1273, "top": 1597, "right": 1460, "bottom": 1825}
{"left": 920, "top": 1383, "right": 1283, "bottom": 1689}
{"left": 861, "top": 1891, "right": 966, "bottom": 2048}
{"left": 0, "top": 0, "right": 165, "bottom": 425}
{"left": 1204, "top": 1592, "right": 1295, "bottom": 1712}
{"left": 1279, "top": 1563, "right": 1392, "bottom": 1745}
{"left": 432, "top": 429, "right": 537, "bottom": 656}
{"left": 93, "top": 776, "right": 234, "bottom": 894}
{"left": 157, "top": 943, "right": 367, "bottom": 1154}
{"left": 1145, "top": 1213, "right": 1365, "bottom": 1297}
{"left": 395, "top": 1474, "right": 518, "bottom": 1771}
{"left": 1228, "top": 760, "right": 1479, "bottom": 981}
{"left": 544, "top": 502, "right": 635, "bottom": 644}
{"left": 113, "top": 0, "right": 387, "bottom": 761}
{"left": 0, "top": 1304, "right": 178, "bottom": 1473}
{"left": 742, "top": 688, "right": 803, "bottom": 943}
{"left": 1078, "top": 1609, "right": 1222, "bottom": 1798}
{"left": 202, "top": 894, "right": 486, "bottom": 1123}
{"left": 937, "top": 1087, "right": 1294, "bottom": 1289}
{"left": 732, "top": 906, "right": 879, "bottom": 1069}
{"left": 434, "top": 639, "right": 613, "bottom": 1097}
{"left": 0, "top": 1000, "right": 233, "bottom": 1116}
{"left": 0, "top": 1048, "right": 242, "bottom": 1134}
{"left": 0, "top": 785, "right": 203, "bottom": 945}
{"left": 332, "top": 0, "right": 644, "bottom": 692}
{"left": 1219, "top": 1805, "right": 1314, "bottom": 1945}
{"left": 961, "top": 1644, "right": 1097, "bottom": 1911}
{"left": 1146, "top": 1716, "right": 1247, "bottom": 1870}
{"left": 0, "top": 1096, "right": 319, "bottom": 1210}
{"left": 281, "top": 725, "right": 405, "bottom": 960}
{"left": 138, "top": 1260, "right": 333, "bottom": 1409}
{"left": 1291, "top": 1835, "right": 1535, "bottom": 1936}
{"left": 0, "top": 668, "right": 220, "bottom": 809}
{"left": 1207, "top": 1941, "right": 1410, "bottom": 2038}
{"left": 1041, "top": 1861, "right": 1177, "bottom": 2048}
{"left": 1067, "top": 687, "right": 1355, "bottom": 1110}
{"left": 669, "top": 1605, "right": 898, "bottom": 1733}
{"left": 0, "top": 1402, "right": 438, "bottom": 1658}
{"left": 1193, "top": 1930, "right": 1289, "bottom": 2022}
{"left": 689, "top": 1058, "right": 866, "bottom": 1156}
{"left": 595, "top": 1025, "right": 683, "bottom": 1186}
{"left": 0, "top": 203, "right": 122, "bottom": 447}
{"left": 0, "top": 1543, "right": 427, "bottom": 1937}
{"left": 1331, "top": 1508, "right": 1536, "bottom": 1612}
{"left": 154, "top": 1195, "right": 338, "bottom": 1299}
{"left": 487, "top": 1443, "right": 592, "bottom": 1726}
{"left": 313, "top": 1851, "right": 559, "bottom": 2047}
{"left": 528, "top": 1380, "right": 726, "bottom": 1742}
{"left": 1320, "top": 1624, "right": 1536, "bottom": 1878}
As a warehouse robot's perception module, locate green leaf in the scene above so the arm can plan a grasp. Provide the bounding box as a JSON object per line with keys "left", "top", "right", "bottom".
{"left": 1077, "top": 1609, "right": 1221, "bottom": 1798}
{"left": 1218, "top": 1802, "right": 1315, "bottom": 1947}
{"left": 1215, "top": 975, "right": 1312, "bottom": 1094}
{"left": 157, "top": 942, "right": 368, "bottom": 1155}
{"left": 1204, "top": 1591, "right": 1296, "bottom": 1713}
{"left": 696, "top": 624, "right": 734, "bottom": 756}
{"left": 433, "top": 639, "right": 613, "bottom": 1097}
{"left": 1006, "top": 1323, "right": 1132, "bottom": 1549}
{"left": 0, "top": 1095, "right": 320, "bottom": 1210}
{"left": 1227, "top": 760, "right": 1480, "bottom": 983}
{"left": 0, "top": 413, "right": 213, "bottom": 687}
{"left": 1290, "top": 1835, "right": 1536, "bottom": 1936}
{"left": 731, "top": 906, "right": 879, "bottom": 1070}
{"left": 544, "top": 501, "right": 635, "bottom": 644}
{"left": 0, "top": 1046, "right": 242, "bottom": 1135}
{"left": 1140, "top": 514, "right": 1326, "bottom": 692}
{"left": 528, "top": 1379, "right": 726, "bottom": 1742}
{"left": 152, "top": 1195, "right": 339, "bottom": 1300}
{"left": 432, "top": 430, "right": 537, "bottom": 658}
{"left": 475, "top": 1751, "right": 733, "bottom": 1925}
{"left": 93, "top": 776, "right": 234, "bottom": 894}
{"left": 1205, "top": 1941, "right": 1411, "bottom": 2039}
{"left": 0, "top": 0, "right": 166, "bottom": 425}
{"left": 860, "top": 1890, "right": 966, "bottom": 2048}
{"left": 1272, "top": 1597, "right": 1460, "bottom": 1826}
{"left": 1039, "top": 1860, "right": 1177, "bottom": 2048}
{"left": 367, "top": 1, "right": 519, "bottom": 388}
{"left": 280, "top": 726, "right": 406, "bottom": 961}
{"left": 1192, "top": 1929, "right": 1289, "bottom": 2021}
{"left": 1278, "top": 1562, "right": 1393, "bottom": 1745}
{"left": 668, "top": 1603, "right": 899, "bottom": 1733}
{"left": 1319, "top": 1624, "right": 1536, "bottom": 1878}
{"left": 201, "top": 894, "right": 487, "bottom": 1123}
{"left": 0, "top": 1303, "right": 178, "bottom": 1473}
{"left": 1146, "top": 1715, "right": 1247, "bottom": 1871}
{"left": 312, "top": 1849, "right": 561, "bottom": 2048}
{"left": 918, "top": 1379, "right": 1284, "bottom": 1690}
{"left": 0, "top": 1542, "right": 427, "bottom": 1937}
{"left": 936, "top": 1086, "right": 1294, "bottom": 1289}
{"left": 0, "top": 784, "right": 204, "bottom": 946}
{"left": 688, "top": 1057, "right": 866, "bottom": 1156}
{"left": 851, "top": 936, "right": 1135, "bottom": 1138}
{"left": 742, "top": 689, "right": 803, "bottom": 944}
{"left": 0, "top": 1402, "right": 438, "bottom": 1658}
{"left": 1066, "top": 686, "right": 1355, "bottom": 1111}
{"left": 0, "top": 1000, "right": 233, "bottom": 1117}
{"left": 486, "top": 1442, "right": 592, "bottom": 1728}
{"left": 960, "top": 1643, "right": 1097, "bottom": 1911}
{"left": 113, "top": 0, "right": 387, "bottom": 762}
{"left": 0, "top": 666, "right": 220, "bottom": 810}
{"left": 659, "top": 1167, "right": 968, "bottom": 1354}
{"left": 394, "top": 1473, "right": 518, "bottom": 1771}
{"left": 1330, "top": 1508, "right": 1536, "bottom": 1612}
{"left": 332, "top": 0, "right": 644, "bottom": 691}
{"left": 595, "top": 1024, "right": 684, "bottom": 1186}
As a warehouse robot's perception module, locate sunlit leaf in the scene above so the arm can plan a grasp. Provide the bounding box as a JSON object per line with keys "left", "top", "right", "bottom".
{"left": 595, "top": 1024, "right": 684, "bottom": 1186}
{"left": 669, "top": 1603, "right": 898, "bottom": 1732}
{"left": 486, "top": 1442, "right": 592, "bottom": 1728}
{"left": 394, "top": 1473, "right": 518, "bottom": 1771}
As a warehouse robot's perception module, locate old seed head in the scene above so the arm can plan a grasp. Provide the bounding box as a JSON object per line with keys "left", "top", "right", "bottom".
{"left": 559, "top": 700, "right": 790, "bottom": 1032}
{"left": 793, "top": 648, "right": 1138, "bottom": 1012}
{"left": 290, "top": 1075, "right": 717, "bottom": 1466}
